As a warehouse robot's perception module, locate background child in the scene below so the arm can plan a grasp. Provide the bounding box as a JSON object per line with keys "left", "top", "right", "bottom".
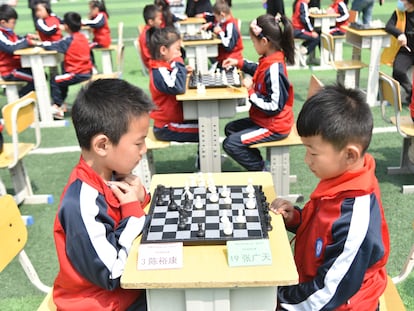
{"left": 328, "top": 0, "right": 350, "bottom": 35}
{"left": 155, "top": 0, "right": 180, "bottom": 27}
{"left": 202, "top": 0, "right": 243, "bottom": 68}
{"left": 271, "top": 85, "right": 390, "bottom": 310}
{"left": 53, "top": 78, "right": 152, "bottom": 311}
{"left": 222, "top": 14, "right": 295, "bottom": 171}
{"left": 148, "top": 26, "right": 199, "bottom": 143}
{"left": 34, "top": 0, "right": 62, "bottom": 42}
{"left": 42, "top": 12, "right": 92, "bottom": 119}
{"left": 83, "top": 0, "right": 111, "bottom": 48}
{"left": 185, "top": 0, "right": 213, "bottom": 17}
{"left": 139, "top": 4, "right": 163, "bottom": 70}
{"left": 0, "top": 4, "right": 36, "bottom": 97}
{"left": 292, "top": 0, "right": 320, "bottom": 65}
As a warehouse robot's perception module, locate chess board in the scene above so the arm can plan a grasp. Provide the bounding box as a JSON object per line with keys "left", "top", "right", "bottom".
{"left": 141, "top": 185, "right": 272, "bottom": 245}
{"left": 188, "top": 70, "right": 242, "bottom": 89}
{"left": 182, "top": 32, "right": 214, "bottom": 41}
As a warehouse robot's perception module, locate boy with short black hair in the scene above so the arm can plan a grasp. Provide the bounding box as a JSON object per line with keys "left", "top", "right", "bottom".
{"left": 271, "top": 85, "right": 390, "bottom": 310}
{"left": 53, "top": 78, "right": 154, "bottom": 311}
{"left": 42, "top": 11, "right": 92, "bottom": 119}
{"left": 138, "top": 4, "right": 162, "bottom": 69}
{"left": 0, "top": 4, "right": 36, "bottom": 96}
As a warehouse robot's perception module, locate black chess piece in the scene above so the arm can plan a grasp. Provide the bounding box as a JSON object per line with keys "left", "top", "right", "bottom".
{"left": 265, "top": 213, "right": 273, "bottom": 231}
{"left": 183, "top": 197, "right": 192, "bottom": 211}
{"left": 178, "top": 215, "right": 187, "bottom": 230}
{"left": 196, "top": 223, "right": 205, "bottom": 237}
{"left": 156, "top": 185, "right": 165, "bottom": 206}
{"left": 168, "top": 187, "right": 178, "bottom": 211}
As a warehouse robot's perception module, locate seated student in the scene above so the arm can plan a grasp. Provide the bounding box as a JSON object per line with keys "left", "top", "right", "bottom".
{"left": 82, "top": 0, "right": 111, "bottom": 48}
{"left": 148, "top": 26, "right": 199, "bottom": 143}
{"left": 222, "top": 14, "right": 295, "bottom": 171}
{"left": 271, "top": 85, "right": 390, "bottom": 310}
{"left": 34, "top": 0, "right": 62, "bottom": 42}
{"left": 0, "top": 4, "right": 36, "bottom": 97}
{"left": 155, "top": 0, "right": 182, "bottom": 28}
{"left": 138, "top": 4, "right": 163, "bottom": 70}
{"left": 328, "top": 0, "right": 350, "bottom": 35}
{"left": 42, "top": 12, "right": 92, "bottom": 119}
{"left": 202, "top": 0, "right": 243, "bottom": 69}
{"left": 185, "top": 0, "right": 213, "bottom": 17}
{"left": 292, "top": 0, "right": 320, "bottom": 65}
{"left": 53, "top": 78, "right": 152, "bottom": 311}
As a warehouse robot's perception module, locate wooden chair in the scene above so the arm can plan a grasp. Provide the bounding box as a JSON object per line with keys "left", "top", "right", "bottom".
{"left": 392, "top": 221, "right": 414, "bottom": 284}
{"left": 349, "top": 10, "right": 358, "bottom": 23}
{"left": 0, "top": 79, "right": 26, "bottom": 103}
{"left": 135, "top": 25, "right": 149, "bottom": 77}
{"left": 0, "top": 91, "right": 53, "bottom": 205}
{"left": 37, "top": 290, "right": 56, "bottom": 311}
{"left": 379, "top": 276, "right": 406, "bottom": 311}
{"left": 378, "top": 72, "right": 414, "bottom": 194}
{"left": 0, "top": 194, "right": 51, "bottom": 293}
{"left": 132, "top": 127, "right": 170, "bottom": 191}
{"left": 320, "top": 32, "right": 367, "bottom": 89}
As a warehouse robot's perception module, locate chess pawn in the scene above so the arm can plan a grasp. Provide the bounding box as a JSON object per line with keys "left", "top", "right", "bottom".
{"left": 220, "top": 210, "right": 230, "bottom": 224}
{"left": 235, "top": 208, "right": 246, "bottom": 223}
{"left": 245, "top": 197, "right": 256, "bottom": 209}
{"left": 209, "top": 190, "right": 219, "bottom": 203}
{"left": 223, "top": 222, "right": 233, "bottom": 235}
{"left": 220, "top": 185, "right": 230, "bottom": 198}
{"left": 194, "top": 195, "right": 203, "bottom": 209}
{"left": 196, "top": 223, "right": 205, "bottom": 237}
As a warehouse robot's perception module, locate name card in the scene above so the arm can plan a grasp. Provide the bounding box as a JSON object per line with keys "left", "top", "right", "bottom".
{"left": 227, "top": 239, "right": 272, "bottom": 267}
{"left": 138, "top": 242, "right": 183, "bottom": 270}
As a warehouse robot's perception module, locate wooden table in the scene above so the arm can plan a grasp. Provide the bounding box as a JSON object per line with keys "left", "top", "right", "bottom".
{"left": 14, "top": 47, "right": 66, "bottom": 127}
{"left": 121, "top": 172, "right": 298, "bottom": 311}
{"left": 182, "top": 38, "right": 221, "bottom": 73}
{"left": 177, "top": 85, "right": 247, "bottom": 173}
{"left": 178, "top": 17, "right": 206, "bottom": 35}
{"left": 342, "top": 26, "right": 390, "bottom": 106}
{"left": 309, "top": 13, "right": 339, "bottom": 68}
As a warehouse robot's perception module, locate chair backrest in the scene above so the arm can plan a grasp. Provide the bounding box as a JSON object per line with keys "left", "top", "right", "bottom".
{"left": 1, "top": 91, "right": 41, "bottom": 167}
{"left": 307, "top": 74, "right": 324, "bottom": 99}
{"left": 320, "top": 33, "right": 334, "bottom": 64}
{"left": 0, "top": 194, "right": 28, "bottom": 272}
{"left": 115, "top": 22, "right": 125, "bottom": 74}
{"left": 349, "top": 10, "right": 358, "bottom": 23}
{"left": 136, "top": 25, "right": 149, "bottom": 76}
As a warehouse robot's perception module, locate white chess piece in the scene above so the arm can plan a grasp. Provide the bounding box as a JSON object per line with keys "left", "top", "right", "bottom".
{"left": 245, "top": 197, "right": 256, "bottom": 209}
{"left": 223, "top": 222, "right": 233, "bottom": 235}
{"left": 236, "top": 208, "right": 246, "bottom": 223}
{"left": 220, "top": 210, "right": 230, "bottom": 223}
{"left": 194, "top": 195, "right": 203, "bottom": 209}
{"left": 220, "top": 185, "right": 230, "bottom": 197}
{"left": 223, "top": 193, "right": 232, "bottom": 205}
{"left": 209, "top": 190, "right": 219, "bottom": 203}
{"left": 183, "top": 182, "right": 194, "bottom": 200}
{"left": 246, "top": 178, "right": 255, "bottom": 194}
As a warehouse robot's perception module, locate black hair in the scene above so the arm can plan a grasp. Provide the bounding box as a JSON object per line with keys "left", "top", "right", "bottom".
{"left": 0, "top": 4, "right": 17, "bottom": 22}
{"left": 36, "top": 0, "right": 52, "bottom": 15}
{"left": 63, "top": 12, "right": 81, "bottom": 32}
{"left": 297, "top": 84, "right": 373, "bottom": 154}
{"left": 148, "top": 26, "right": 181, "bottom": 60}
{"left": 89, "top": 0, "right": 109, "bottom": 18}
{"left": 154, "top": 0, "right": 173, "bottom": 27}
{"left": 250, "top": 14, "right": 295, "bottom": 65}
{"left": 143, "top": 4, "right": 161, "bottom": 24}
{"left": 212, "top": 0, "right": 231, "bottom": 14}
{"left": 72, "top": 79, "right": 155, "bottom": 150}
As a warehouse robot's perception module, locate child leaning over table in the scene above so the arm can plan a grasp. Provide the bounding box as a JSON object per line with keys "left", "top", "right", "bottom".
{"left": 327, "top": 0, "right": 350, "bottom": 35}
{"left": 42, "top": 12, "right": 92, "bottom": 120}
{"left": 53, "top": 79, "right": 153, "bottom": 311}
{"left": 270, "top": 85, "right": 390, "bottom": 310}
{"left": 0, "top": 4, "right": 37, "bottom": 97}
{"left": 222, "top": 14, "right": 295, "bottom": 171}
{"left": 34, "top": 0, "right": 62, "bottom": 42}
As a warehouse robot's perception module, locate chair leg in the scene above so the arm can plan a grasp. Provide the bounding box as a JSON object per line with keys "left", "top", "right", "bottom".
{"left": 392, "top": 243, "right": 414, "bottom": 284}
{"left": 5, "top": 85, "right": 20, "bottom": 103}
{"left": 387, "top": 137, "right": 413, "bottom": 175}
{"left": 18, "top": 250, "right": 51, "bottom": 293}
{"left": 101, "top": 50, "right": 114, "bottom": 74}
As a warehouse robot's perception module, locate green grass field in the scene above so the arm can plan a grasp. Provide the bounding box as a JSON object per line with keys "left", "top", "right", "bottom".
{"left": 0, "top": 0, "right": 413, "bottom": 310}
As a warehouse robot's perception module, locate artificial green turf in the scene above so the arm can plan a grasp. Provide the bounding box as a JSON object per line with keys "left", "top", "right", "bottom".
{"left": 0, "top": 0, "right": 413, "bottom": 310}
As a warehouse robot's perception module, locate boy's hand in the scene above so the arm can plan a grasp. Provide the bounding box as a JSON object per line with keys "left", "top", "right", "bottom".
{"left": 213, "top": 25, "right": 222, "bottom": 35}
{"left": 269, "top": 198, "right": 295, "bottom": 223}
{"left": 108, "top": 174, "right": 145, "bottom": 204}
{"left": 186, "top": 65, "right": 194, "bottom": 74}
{"left": 397, "top": 34, "right": 408, "bottom": 48}
{"left": 222, "top": 58, "right": 238, "bottom": 70}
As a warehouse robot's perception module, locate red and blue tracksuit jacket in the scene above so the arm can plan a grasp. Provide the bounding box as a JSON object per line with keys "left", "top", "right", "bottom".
{"left": 138, "top": 24, "right": 151, "bottom": 69}
{"left": 329, "top": 0, "right": 350, "bottom": 33}
{"left": 0, "top": 27, "right": 31, "bottom": 76}
{"left": 35, "top": 14, "right": 62, "bottom": 42}
{"left": 53, "top": 157, "right": 150, "bottom": 310}
{"left": 278, "top": 153, "right": 390, "bottom": 311}
{"left": 84, "top": 12, "right": 111, "bottom": 48}
{"left": 292, "top": 0, "right": 314, "bottom": 35}
{"left": 42, "top": 32, "right": 92, "bottom": 74}
{"left": 149, "top": 58, "right": 188, "bottom": 129}
{"left": 236, "top": 51, "right": 294, "bottom": 135}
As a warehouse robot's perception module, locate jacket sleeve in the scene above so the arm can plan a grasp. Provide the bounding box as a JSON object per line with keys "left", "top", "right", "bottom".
{"left": 336, "top": 2, "right": 349, "bottom": 23}
{"left": 240, "top": 59, "right": 258, "bottom": 76}
{"left": 217, "top": 22, "right": 239, "bottom": 52}
{"left": 35, "top": 19, "right": 58, "bottom": 36}
{"left": 58, "top": 180, "right": 149, "bottom": 290}
{"left": 249, "top": 63, "right": 291, "bottom": 116}
{"left": 83, "top": 13, "right": 105, "bottom": 29}
{"left": 300, "top": 3, "right": 314, "bottom": 32}
{"left": 385, "top": 11, "right": 402, "bottom": 38}
{"left": 42, "top": 36, "right": 72, "bottom": 53}
{"left": 0, "top": 32, "right": 30, "bottom": 54}
{"left": 152, "top": 60, "right": 187, "bottom": 95}
{"left": 278, "top": 194, "right": 386, "bottom": 310}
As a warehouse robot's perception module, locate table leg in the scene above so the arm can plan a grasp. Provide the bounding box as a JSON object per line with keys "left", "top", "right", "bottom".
{"left": 101, "top": 50, "right": 113, "bottom": 74}
{"left": 351, "top": 46, "right": 361, "bottom": 88}
{"left": 195, "top": 45, "right": 209, "bottom": 74}
{"left": 333, "top": 38, "right": 344, "bottom": 61}
{"left": 365, "top": 36, "right": 383, "bottom": 106}
{"left": 197, "top": 100, "right": 221, "bottom": 172}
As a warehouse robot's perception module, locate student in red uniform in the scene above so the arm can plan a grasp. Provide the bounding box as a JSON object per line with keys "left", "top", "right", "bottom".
{"left": 148, "top": 26, "right": 199, "bottom": 143}
{"left": 271, "top": 85, "right": 390, "bottom": 311}
{"left": 292, "top": 0, "right": 320, "bottom": 65}
{"left": 83, "top": 0, "right": 111, "bottom": 48}
{"left": 42, "top": 12, "right": 92, "bottom": 119}
{"left": 222, "top": 14, "right": 295, "bottom": 171}
{"left": 0, "top": 4, "right": 36, "bottom": 97}
{"left": 328, "top": 0, "right": 350, "bottom": 35}
{"left": 34, "top": 0, "right": 62, "bottom": 42}
{"left": 53, "top": 78, "right": 152, "bottom": 311}
{"left": 138, "top": 4, "right": 163, "bottom": 70}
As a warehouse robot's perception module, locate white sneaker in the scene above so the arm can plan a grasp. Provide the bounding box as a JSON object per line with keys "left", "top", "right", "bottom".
{"left": 51, "top": 105, "right": 64, "bottom": 120}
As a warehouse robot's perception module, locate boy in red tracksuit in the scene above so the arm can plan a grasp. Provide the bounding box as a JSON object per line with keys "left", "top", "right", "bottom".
{"left": 202, "top": 0, "right": 243, "bottom": 68}
{"left": 53, "top": 79, "right": 153, "bottom": 311}
{"left": 328, "top": 0, "right": 349, "bottom": 35}
{"left": 0, "top": 4, "right": 36, "bottom": 97}
{"left": 34, "top": 0, "right": 62, "bottom": 42}
{"left": 271, "top": 85, "right": 390, "bottom": 311}
{"left": 83, "top": 0, "right": 111, "bottom": 48}
{"left": 42, "top": 12, "right": 92, "bottom": 119}
{"left": 148, "top": 27, "right": 199, "bottom": 143}
{"left": 138, "top": 4, "right": 162, "bottom": 70}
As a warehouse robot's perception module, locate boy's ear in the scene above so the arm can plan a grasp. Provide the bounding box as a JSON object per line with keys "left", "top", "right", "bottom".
{"left": 91, "top": 134, "right": 111, "bottom": 156}
{"left": 160, "top": 45, "right": 167, "bottom": 56}
{"left": 345, "top": 144, "right": 362, "bottom": 165}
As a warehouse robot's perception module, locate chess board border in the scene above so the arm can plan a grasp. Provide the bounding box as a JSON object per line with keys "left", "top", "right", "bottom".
{"left": 188, "top": 71, "right": 242, "bottom": 89}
